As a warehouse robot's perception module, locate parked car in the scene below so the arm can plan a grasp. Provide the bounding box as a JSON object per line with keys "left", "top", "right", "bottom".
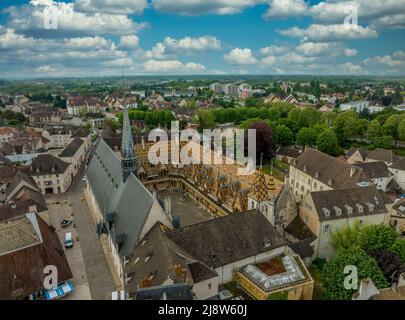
{"left": 82, "top": 175, "right": 87, "bottom": 182}
{"left": 61, "top": 219, "right": 73, "bottom": 228}
{"left": 64, "top": 232, "right": 73, "bottom": 249}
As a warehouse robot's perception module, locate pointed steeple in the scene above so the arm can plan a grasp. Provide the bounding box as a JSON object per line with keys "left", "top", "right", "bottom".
{"left": 122, "top": 106, "right": 135, "bottom": 159}
{"left": 121, "top": 106, "right": 136, "bottom": 181}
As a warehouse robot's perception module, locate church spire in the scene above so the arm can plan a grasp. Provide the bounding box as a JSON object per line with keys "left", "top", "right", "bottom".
{"left": 121, "top": 105, "right": 136, "bottom": 181}
{"left": 122, "top": 105, "right": 135, "bottom": 159}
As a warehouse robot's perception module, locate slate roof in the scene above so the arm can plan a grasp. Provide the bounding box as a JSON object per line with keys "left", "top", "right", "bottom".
{"left": 0, "top": 188, "right": 48, "bottom": 222}
{"left": 391, "top": 158, "right": 405, "bottom": 171}
{"left": 86, "top": 137, "right": 156, "bottom": 258}
{"left": 164, "top": 210, "right": 286, "bottom": 269}
{"left": 354, "top": 162, "right": 391, "bottom": 179}
{"left": 71, "top": 127, "right": 90, "bottom": 138}
{"left": 347, "top": 147, "right": 369, "bottom": 159}
{"left": 292, "top": 148, "right": 370, "bottom": 189}
{"left": 31, "top": 154, "right": 69, "bottom": 175}
{"left": 392, "top": 200, "right": 405, "bottom": 215}
{"left": 59, "top": 137, "right": 84, "bottom": 157}
{"left": 309, "top": 186, "right": 387, "bottom": 222}
{"left": 290, "top": 239, "right": 315, "bottom": 259}
{"left": 0, "top": 213, "right": 72, "bottom": 300}
{"left": 187, "top": 262, "right": 218, "bottom": 283}
{"left": 285, "top": 216, "right": 316, "bottom": 241}
{"left": 6, "top": 170, "right": 39, "bottom": 198}
{"left": 135, "top": 284, "right": 195, "bottom": 300}
{"left": 277, "top": 146, "right": 302, "bottom": 159}
{"left": 124, "top": 223, "right": 188, "bottom": 293}
{"left": 367, "top": 148, "right": 400, "bottom": 163}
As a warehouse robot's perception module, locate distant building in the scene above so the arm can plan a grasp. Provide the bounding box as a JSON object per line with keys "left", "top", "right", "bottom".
{"left": 209, "top": 83, "right": 223, "bottom": 94}
{"left": 368, "top": 105, "right": 385, "bottom": 113}
{"left": 0, "top": 127, "right": 14, "bottom": 146}
{"left": 340, "top": 101, "right": 369, "bottom": 113}
{"left": 67, "top": 96, "right": 107, "bottom": 116}
{"left": 222, "top": 83, "right": 238, "bottom": 96}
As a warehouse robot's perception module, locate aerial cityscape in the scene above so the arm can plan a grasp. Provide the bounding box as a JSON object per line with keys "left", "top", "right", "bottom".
{"left": 0, "top": 0, "right": 405, "bottom": 308}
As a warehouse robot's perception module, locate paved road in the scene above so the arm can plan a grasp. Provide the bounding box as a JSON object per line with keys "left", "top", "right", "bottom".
{"left": 49, "top": 144, "right": 116, "bottom": 300}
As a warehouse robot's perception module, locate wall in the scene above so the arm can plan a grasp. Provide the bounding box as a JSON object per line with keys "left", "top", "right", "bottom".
{"left": 192, "top": 276, "right": 219, "bottom": 300}
{"left": 317, "top": 213, "right": 386, "bottom": 258}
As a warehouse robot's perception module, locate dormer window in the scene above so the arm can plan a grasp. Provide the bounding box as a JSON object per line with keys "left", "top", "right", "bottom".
{"left": 315, "top": 172, "right": 319, "bottom": 179}
{"left": 345, "top": 205, "right": 353, "bottom": 215}
{"left": 356, "top": 203, "right": 364, "bottom": 213}
{"left": 303, "top": 166, "right": 307, "bottom": 172}
{"left": 334, "top": 206, "right": 342, "bottom": 216}
{"left": 367, "top": 202, "right": 375, "bottom": 212}
{"left": 322, "top": 207, "right": 330, "bottom": 217}
{"left": 328, "top": 179, "right": 334, "bottom": 186}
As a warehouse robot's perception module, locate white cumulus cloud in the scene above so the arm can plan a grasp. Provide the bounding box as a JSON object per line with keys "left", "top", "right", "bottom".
{"left": 224, "top": 48, "right": 257, "bottom": 65}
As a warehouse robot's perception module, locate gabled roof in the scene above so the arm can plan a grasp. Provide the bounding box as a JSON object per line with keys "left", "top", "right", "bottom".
{"left": 347, "top": 147, "right": 369, "bottom": 159}
{"left": 366, "top": 148, "right": 400, "bottom": 163}
{"left": 391, "top": 157, "right": 405, "bottom": 171}
{"left": 309, "top": 186, "right": 387, "bottom": 222}
{"left": 31, "top": 154, "right": 69, "bottom": 175}
{"left": 277, "top": 146, "right": 302, "bottom": 158}
{"left": 6, "top": 170, "right": 39, "bottom": 198}
{"left": 354, "top": 162, "right": 391, "bottom": 179}
{"left": 59, "top": 137, "right": 84, "bottom": 158}
{"left": 187, "top": 262, "right": 218, "bottom": 283}
{"left": 164, "top": 210, "right": 286, "bottom": 269}
{"left": 87, "top": 137, "right": 157, "bottom": 259}
{"left": 293, "top": 148, "right": 370, "bottom": 189}
{"left": 124, "top": 223, "right": 188, "bottom": 293}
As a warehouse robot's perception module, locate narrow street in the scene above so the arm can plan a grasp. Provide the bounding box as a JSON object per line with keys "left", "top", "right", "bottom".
{"left": 47, "top": 151, "right": 116, "bottom": 300}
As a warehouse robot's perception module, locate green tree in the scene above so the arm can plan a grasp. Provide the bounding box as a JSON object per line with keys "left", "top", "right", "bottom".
{"left": 274, "top": 125, "right": 293, "bottom": 146}
{"left": 373, "top": 135, "right": 393, "bottom": 149}
{"left": 398, "top": 118, "right": 405, "bottom": 141}
{"left": 367, "top": 120, "right": 382, "bottom": 141}
{"left": 323, "top": 248, "right": 389, "bottom": 300}
{"left": 389, "top": 239, "right": 405, "bottom": 263}
{"left": 331, "top": 221, "right": 364, "bottom": 252}
{"left": 296, "top": 127, "right": 318, "bottom": 147}
{"left": 360, "top": 224, "right": 398, "bottom": 252}
{"left": 382, "top": 114, "right": 404, "bottom": 146}
{"left": 316, "top": 129, "right": 339, "bottom": 156}
{"left": 195, "top": 109, "right": 216, "bottom": 132}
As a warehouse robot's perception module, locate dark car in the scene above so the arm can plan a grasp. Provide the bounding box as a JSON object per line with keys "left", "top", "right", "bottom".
{"left": 61, "top": 219, "right": 73, "bottom": 228}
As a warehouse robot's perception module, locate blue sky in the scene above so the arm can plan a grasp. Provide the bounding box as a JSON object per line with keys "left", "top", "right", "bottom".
{"left": 0, "top": 0, "right": 404, "bottom": 78}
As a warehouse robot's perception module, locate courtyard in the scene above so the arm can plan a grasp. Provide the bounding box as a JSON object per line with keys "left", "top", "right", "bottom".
{"left": 157, "top": 188, "right": 214, "bottom": 227}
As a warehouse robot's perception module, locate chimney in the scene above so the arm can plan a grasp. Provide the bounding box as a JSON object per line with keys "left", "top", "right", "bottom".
{"left": 140, "top": 277, "right": 152, "bottom": 288}
{"left": 164, "top": 196, "right": 172, "bottom": 218}
{"left": 350, "top": 167, "right": 357, "bottom": 177}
